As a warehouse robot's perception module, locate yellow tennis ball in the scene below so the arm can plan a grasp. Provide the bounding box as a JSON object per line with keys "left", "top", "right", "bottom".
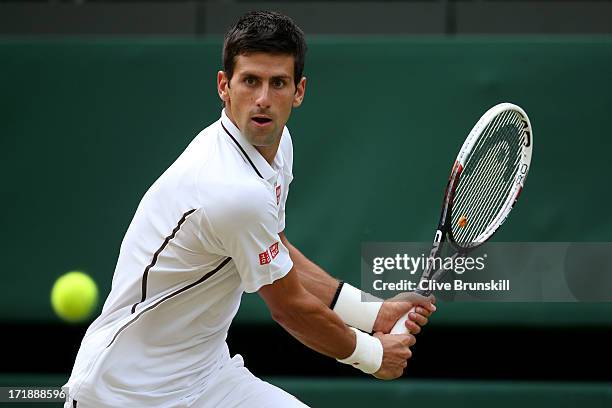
{"left": 51, "top": 271, "right": 98, "bottom": 323}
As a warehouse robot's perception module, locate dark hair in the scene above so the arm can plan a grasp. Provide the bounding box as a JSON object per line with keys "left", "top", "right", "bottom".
{"left": 223, "top": 11, "right": 307, "bottom": 87}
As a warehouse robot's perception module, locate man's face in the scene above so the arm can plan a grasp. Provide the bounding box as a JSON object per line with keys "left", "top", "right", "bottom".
{"left": 218, "top": 52, "right": 306, "bottom": 147}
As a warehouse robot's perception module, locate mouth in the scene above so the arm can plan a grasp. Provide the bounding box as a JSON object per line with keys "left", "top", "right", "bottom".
{"left": 251, "top": 115, "right": 273, "bottom": 127}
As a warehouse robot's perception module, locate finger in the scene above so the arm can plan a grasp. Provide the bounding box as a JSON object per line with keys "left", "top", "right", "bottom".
{"left": 413, "top": 306, "right": 431, "bottom": 318}
{"left": 422, "top": 302, "right": 437, "bottom": 314}
{"left": 400, "top": 334, "right": 416, "bottom": 347}
{"left": 407, "top": 334, "right": 416, "bottom": 347}
{"left": 398, "top": 334, "right": 411, "bottom": 346}
{"left": 409, "top": 311, "right": 429, "bottom": 326}
{"left": 373, "top": 331, "right": 384, "bottom": 339}
{"left": 408, "top": 292, "right": 438, "bottom": 311}
{"left": 404, "top": 319, "right": 421, "bottom": 335}
{"left": 391, "top": 292, "right": 414, "bottom": 303}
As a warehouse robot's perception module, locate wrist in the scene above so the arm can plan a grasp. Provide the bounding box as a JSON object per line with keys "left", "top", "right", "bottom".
{"left": 372, "top": 301, "right": 392, "bottom": 333}
{"left": 337, "top": 327, "right": 383, "bottom": 374}
{"left": 332, "top": 283, "right": 382, "bottom": 333}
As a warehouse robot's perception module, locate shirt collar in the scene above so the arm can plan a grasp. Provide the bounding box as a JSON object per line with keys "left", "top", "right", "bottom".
{"left": 220, "top": 109, "right": 279, "bottom": 181}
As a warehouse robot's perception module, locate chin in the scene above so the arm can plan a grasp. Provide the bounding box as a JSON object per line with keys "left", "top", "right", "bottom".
{"left": 253, "top": 137, "right": 276, "bottom": 147}
{"left": 246, "top": 130, "right": 277, "bottom": 146}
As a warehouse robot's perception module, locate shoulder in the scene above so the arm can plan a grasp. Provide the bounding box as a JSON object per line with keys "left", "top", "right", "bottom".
{"left": 190, "top": 119, "right": 223, "bottom": 154}
{"left": 204, "top": 178, "right": 276, "bottom": 233}
{"left": 280, "top": 127, "right": 294, "bottom": 168}
{"left": 171, "top": 119, "right": 223, "bottom": 174}
{"left": 280, "top": 127, "right": 293, "bottom": 154}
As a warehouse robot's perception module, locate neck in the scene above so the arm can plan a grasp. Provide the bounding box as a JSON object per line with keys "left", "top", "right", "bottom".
{"left": 255, "top": 141, "right": 280, "bottom": 165}
{"left": 223, "top": 108, "right": 281, "bottom": 166}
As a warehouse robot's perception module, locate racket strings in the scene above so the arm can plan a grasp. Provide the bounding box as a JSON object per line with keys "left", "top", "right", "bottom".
{"left": 453, "top": 112, "right": 512, "bottom": 206}
{"left": 451, "top": 110, "right": 524, "bottom": 246}
{"left": 451, "top": 111, "right": 513, "bottom": 224}
{"left": 452, "top": 114, "right": 523, "bottom": 244}
{"left": 454, "top": 114, "right": 522, "bottom": 235}
{"left": 453, "top": 122, "right": 522, "bottom": 244}
{"left": 458, "top": 137, "right": 519, "bottom": 242}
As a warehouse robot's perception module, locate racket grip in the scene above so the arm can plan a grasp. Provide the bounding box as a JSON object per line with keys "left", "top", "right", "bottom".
{"left": 390, "top": 306, "right": 417, "bottom": 334}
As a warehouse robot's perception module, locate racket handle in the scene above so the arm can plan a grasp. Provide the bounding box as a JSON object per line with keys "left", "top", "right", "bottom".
{"left": 390, "top": 306, "right": 417, "bottom": 334}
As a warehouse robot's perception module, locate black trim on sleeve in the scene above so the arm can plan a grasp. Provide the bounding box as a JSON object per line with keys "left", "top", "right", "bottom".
{"left": 108, "top": 257, "right": 232, "bottom": 348}
{"left": 130, "top": 209, "right": 197, "bottom": 314}
{"left": 329, "top": 280, "right": 344, "bottom": 309}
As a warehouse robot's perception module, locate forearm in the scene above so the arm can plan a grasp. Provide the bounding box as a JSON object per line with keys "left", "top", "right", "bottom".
{"left": 281, "top": 235, "right": 338, "bottom": 305}
{"left": 271, "top": 287, "right": 354, "bottom": 359}
{"left": 280, "top": 233, "right": 383, "bottom": 333}
{"left": 259, "top": 268, "right": 384, "bottom": 374}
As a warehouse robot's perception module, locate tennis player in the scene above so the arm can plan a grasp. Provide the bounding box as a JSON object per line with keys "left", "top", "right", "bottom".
{"left": 64, "top": 11, "right": 436, "bottom": 407}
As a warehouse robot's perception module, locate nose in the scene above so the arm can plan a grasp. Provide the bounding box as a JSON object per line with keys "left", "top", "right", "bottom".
{"left": 255, "top": 83, "right": 271, "bottom": 109}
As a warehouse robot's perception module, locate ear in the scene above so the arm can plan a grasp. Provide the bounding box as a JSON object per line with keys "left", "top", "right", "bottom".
{"left": 292, "top": 77, "right": 307, "bottom": 108}
{"left": 217, "top": 71, "right": 230, "bottom": 104}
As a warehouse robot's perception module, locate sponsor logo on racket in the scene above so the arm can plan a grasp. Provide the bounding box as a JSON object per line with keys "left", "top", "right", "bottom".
{"left": 521, "top": 118, "right": 531, "bottom": 147}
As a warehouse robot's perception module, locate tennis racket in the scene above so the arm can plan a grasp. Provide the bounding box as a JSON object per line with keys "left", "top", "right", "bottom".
{"left": 390, "top": 102, "right": 533, "bottom": 334}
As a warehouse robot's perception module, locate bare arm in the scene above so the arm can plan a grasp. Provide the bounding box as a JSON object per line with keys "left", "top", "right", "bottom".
{"left": 279, "top": 232, "right": 437, "bottom": 334}
{"left": 279, "top": 231, "right": 338, "bottom": 306}
{"left": 258, "top": 267, "right": 415, "bottom": 379}
{"left": 258, "top": 266, "right": 354, "bottom": 359}
{"left": 258, "top": 266, "right": 416, "bottom": 379}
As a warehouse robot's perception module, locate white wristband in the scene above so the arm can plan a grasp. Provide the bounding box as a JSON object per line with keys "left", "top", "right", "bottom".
{"left": 332, "top": 283, "right": 382, "bottom": 333}
{"left": 337, "top": 327, "right": 383, "bottom": 374}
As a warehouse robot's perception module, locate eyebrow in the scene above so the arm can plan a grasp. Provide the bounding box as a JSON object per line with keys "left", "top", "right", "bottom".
{"left": 240, "top": 72, "right": 292, "bottom": 81}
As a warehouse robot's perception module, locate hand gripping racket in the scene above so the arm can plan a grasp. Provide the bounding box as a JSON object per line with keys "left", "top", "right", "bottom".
{"left": 390, "top": 102, "right": 533, "bottom": 334}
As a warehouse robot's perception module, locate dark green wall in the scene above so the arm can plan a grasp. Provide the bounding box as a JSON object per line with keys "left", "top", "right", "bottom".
{"left": 1, "top": 374, "right": 611, "bottom": 408}
{"left": 2, "top": 38, "right": 611, "bottom": 324}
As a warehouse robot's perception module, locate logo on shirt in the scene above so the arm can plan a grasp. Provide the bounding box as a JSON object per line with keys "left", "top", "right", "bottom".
{"left": 259, "top": 242, "right": 280, "bottom": 265}
{"left": 269, "top": 242, "right": 279, "bottom": 259}
{"left": 259, "top": 251, "right": 271, "bottom": 265}
{"left": 276, "top": 185, "right": 281, "bottom": 205}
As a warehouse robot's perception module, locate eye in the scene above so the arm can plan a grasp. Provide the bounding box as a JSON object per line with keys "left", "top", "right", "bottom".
{"left": 271, "top": 78, "right": 285, "bottom": 89}
{"left": 244, "top": 76, "right": 257, "bottom": 86}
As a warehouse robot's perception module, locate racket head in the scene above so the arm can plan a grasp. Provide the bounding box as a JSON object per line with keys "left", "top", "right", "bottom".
{"left": 444, "top": 103, "right": 533, "bottom": 251}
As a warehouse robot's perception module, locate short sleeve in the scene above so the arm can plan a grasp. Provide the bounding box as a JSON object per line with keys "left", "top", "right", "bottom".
{"left": 277, "top": 131, "right": 294, "bottom": 233}
{"left": 206, "top": 182, "right": 293, "bottom": 293}
{"left": 277, "top": 179, "right": 291, "bottom": 233}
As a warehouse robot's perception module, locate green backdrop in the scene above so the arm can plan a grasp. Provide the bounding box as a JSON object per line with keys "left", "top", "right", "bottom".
{"left": 1, "top": 37, "right": 611, "bottom": 325}
{"left": 1, "top": 374, "right": 611, "bottom": 408}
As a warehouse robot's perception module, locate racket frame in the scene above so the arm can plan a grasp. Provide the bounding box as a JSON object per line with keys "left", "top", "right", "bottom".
{"left": 418, "top": 102, "right": 533, "bottom": 293}
{"left": 390, "top": 103, "right": 533, "bottom": 333}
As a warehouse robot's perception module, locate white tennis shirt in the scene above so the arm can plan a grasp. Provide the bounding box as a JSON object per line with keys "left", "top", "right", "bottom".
{"left": 64, "top": 110, "right": 295, "bottom": 407}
